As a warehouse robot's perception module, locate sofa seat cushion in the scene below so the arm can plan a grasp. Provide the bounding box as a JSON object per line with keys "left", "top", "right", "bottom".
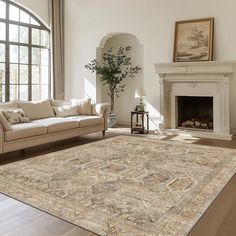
{"left": 5, "top": 123, "right": 47, "bottom": 141}
{"left": 32, "top": 118, "right": 78, "bottom": 133}
{"left": 67, "top": 116, "right": 104, "bottom": 128}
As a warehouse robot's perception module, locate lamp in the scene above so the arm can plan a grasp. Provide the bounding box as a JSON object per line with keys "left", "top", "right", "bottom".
{"left": 135, "top": 88, "right": 146, "bottom": 99}
{"left": 135, "top": 88, "right": 146, "bottom": 111}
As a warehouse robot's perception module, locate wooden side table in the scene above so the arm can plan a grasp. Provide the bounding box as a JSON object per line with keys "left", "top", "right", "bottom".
{"left": 131, "top": 111, "right": 149, "bottom": 134}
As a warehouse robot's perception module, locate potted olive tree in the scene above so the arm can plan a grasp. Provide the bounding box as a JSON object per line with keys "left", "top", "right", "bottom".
{"left": 85, "top": 46, "right": 141, "bottom": 127}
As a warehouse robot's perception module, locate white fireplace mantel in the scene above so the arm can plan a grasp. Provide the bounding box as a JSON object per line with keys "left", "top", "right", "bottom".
{"left": 154, "top": 61, "right": 235, "bottom": 140}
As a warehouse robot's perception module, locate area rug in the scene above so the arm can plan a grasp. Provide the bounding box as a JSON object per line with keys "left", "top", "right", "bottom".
{"left": 0, "top": 136, "right": 236, "bottom": 236}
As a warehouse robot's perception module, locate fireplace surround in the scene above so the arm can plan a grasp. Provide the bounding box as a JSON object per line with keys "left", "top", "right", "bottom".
{"left": 155, "top": 61, "right": 235, "bottom": 140}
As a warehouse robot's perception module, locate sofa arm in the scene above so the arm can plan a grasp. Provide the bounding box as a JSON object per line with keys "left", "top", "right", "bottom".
{"left": 92, "top": 103, "right": 110, "bottom": 130}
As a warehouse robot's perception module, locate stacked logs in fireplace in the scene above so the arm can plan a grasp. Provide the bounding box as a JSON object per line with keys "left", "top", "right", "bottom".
{"left": 181, "top": 118, "right": 213, "bottom": 130}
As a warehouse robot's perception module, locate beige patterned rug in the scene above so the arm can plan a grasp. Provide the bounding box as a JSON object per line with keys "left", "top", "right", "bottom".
{"left": 0, "top": 136, "right": 236, "bottom": 236}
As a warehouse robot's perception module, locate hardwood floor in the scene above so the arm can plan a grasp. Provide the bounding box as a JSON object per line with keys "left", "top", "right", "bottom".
{"left": 0, "top": 127, "right": 236, "bottom": 236}
{"left": 0, "top": 193, "right": 96, "bottom": 236}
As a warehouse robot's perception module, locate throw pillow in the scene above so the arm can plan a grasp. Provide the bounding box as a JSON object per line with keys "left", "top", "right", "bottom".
{"left": 53, "top": 105, "right": 79, "bottom": 117}
{"left": 0, "top": 112, "right": 12, "bottom": 131}
{"left": 2, "top": 109, "right": 30, "bottom": 124}
{"left": 71, "top": 98, "right": 92, "bottom": 115}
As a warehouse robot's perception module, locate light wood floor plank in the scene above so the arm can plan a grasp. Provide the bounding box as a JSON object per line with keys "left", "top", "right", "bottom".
{"left": 62, "top": 227, "right": 97, "bottom": 236}
{"left": 45, "top": 219, "right": 75, "bottom": 235}
{"left": 31, "top": 229, "right": 58, "bottom": 236}
{"left": 0, "top": 194, "right": 8, "bottom": 201}
{"left": 18, "top": 207, "right": 44, "bottom": 222}
{"left": 0, "top": 202, "right": 30, "bottom": 222}
{"left": 0, "top": 216, "right": 28, "bottom": 235}
{"left": 0, "top": 198, "right": 19, "bottom": 211}
{"left": 4, "top": 214, "right": 57, "bottom": 236}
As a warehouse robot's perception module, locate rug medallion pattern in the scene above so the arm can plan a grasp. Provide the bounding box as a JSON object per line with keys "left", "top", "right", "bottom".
{"left": 0, "top": 136, "right": 236, "bottom": 235}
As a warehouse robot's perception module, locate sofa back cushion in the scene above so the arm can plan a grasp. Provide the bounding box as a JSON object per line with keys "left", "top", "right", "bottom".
{"left": 71, "top": 98, "right": 92, "bottom": 115}
{"left": 49, "top": 99, "right": 71, "bottom": 107}
{"left": 2, "top": 108, "right": 30, "bottom": 124}
{"left": 0, "top": 101, "right": 19, "bottom": 111}
{"left": 18, "top": 100, "right": 55, "bottom": 120}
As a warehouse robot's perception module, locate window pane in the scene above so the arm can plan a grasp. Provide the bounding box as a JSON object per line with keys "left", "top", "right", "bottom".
{"left": 41, "top": 30, "right": 49, "bottom": 47}
{"left": 32, "top": 28, "right": 40, "bottom": 45}
{"left": 0, "top": 44, "right": 5, "bottom": 62}
{"left": 32, "top": 84, "right": 39, "bottom": 101}
{"left": 20, "top": 65, "right": 28, "bottom": 84}
{"left": 19, "top": 85, "right": 28, "bottom": 100}
{"left": 0, "top": 63, "right": 5, "bottom": 84}
{"left": 30, "top": 17, "right": 39, "bottom": 26}
{"left": 0, "top": 22, "right": 6, "bottom": 41}
{"left": 32, "top": 84, "right": 48, "bottom": 101}
{"left": 20, "top": 46, "right": 28, "bottom": 64}
{"left": 41, "top": 66, "right": 49, "bottom": 84}
{"left": 10, "top": 45, "right": 18, "bottom": 63}
{"left": 41, "top": 85, "right": 48, "bottom": 99}
{"left": 41, "top": 49, "right": 49, "bottom": 65}
{"left": 0, "top": 1, "right": 6, "bottom": 19}
{"left": 9, "top": 24, "right": 19, "bottom": 42}
{"left": 10, "top": 84, "right": 18, "bottom": 101}
{"left": 20, "top": 10, "right": 29, "bottom": 24}
{"left": 32, "top": 65, "right": 40, "bottom": 84}
{"left": 0, "top": 84, "right": 5, "bottom": 102}
{"left": 32, "top": 47, "right": 40, "bottom": 65}
{"left": 20, "top": 26, "right": 28, "bottom": 43}
{"left": 9, "top": 5, "right": 19, "bottom": 21}
{"left": 10, "top": 64, "right": 18, "bottom": 84}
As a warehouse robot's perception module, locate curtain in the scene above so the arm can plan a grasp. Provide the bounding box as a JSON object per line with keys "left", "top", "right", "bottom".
{"left": 49, "top": 0, "right": 65, "bottom": 99}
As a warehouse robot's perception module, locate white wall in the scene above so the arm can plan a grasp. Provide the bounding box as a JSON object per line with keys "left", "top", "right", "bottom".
{"left": 64, "top": 0, "right": 236, "bottom": 131}
{"left": 14, "top": 0, "right": 49, "bottom": 26}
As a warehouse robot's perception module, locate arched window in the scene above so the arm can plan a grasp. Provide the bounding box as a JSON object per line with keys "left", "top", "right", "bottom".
{"left": 0, "top": 0, "right": 50, "bottom": 102}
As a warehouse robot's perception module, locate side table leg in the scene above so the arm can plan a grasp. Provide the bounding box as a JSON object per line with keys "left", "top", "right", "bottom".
{"left": 142, "top": 114, "right": 144, "bottom": 134}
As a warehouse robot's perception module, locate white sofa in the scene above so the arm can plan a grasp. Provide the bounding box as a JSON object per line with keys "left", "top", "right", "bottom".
{"left": 0, "top": 99, "right": 110, "bottom": 154}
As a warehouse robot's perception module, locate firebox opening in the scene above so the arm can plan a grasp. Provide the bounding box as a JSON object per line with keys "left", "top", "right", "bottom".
{"left": 177, "top": 96, "right": 213, "bottom": 130}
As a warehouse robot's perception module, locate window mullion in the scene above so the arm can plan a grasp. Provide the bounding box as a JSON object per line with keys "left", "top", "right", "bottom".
{"left": 5, "top": 1, "right": 9, "bottom": 102}
{"left": 28, "top": 27, "right": 32, "bottom": 101}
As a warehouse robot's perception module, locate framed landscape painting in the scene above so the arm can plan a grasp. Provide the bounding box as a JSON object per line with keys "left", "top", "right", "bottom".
{"left": 173, "top": 18, "right": 214, "bottom": 62}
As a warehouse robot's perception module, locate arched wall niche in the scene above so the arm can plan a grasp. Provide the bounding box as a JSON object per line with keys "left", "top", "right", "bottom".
{"left": 96, "top": 33, "right": 144, "bottom": 125}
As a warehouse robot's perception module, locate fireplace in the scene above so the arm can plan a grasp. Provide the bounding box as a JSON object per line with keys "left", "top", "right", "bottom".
{"left": 177, "top": 96, "right": 213, "bottom": 130}
{"left": 155, "top": 61, "right": 234, "bottom": 140}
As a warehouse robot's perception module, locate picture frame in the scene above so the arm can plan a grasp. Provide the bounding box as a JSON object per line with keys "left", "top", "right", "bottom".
{"left": 173, "top": 18, "right": 214, "bottom": 62}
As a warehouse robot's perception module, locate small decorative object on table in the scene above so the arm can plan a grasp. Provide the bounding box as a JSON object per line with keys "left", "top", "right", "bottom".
{"left": 134, "top": 88, "right": 146, "bottom": 112}
{"left": 131, "top": 111, "right": 149, "bottom": 134}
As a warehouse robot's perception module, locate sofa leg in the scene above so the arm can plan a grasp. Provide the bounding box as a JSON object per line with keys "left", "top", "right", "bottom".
{"left": 102, "top": 130, "right": 105, "bottom": 136}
